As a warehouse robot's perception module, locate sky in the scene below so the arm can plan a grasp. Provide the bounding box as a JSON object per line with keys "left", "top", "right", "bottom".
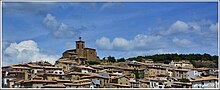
{"left": 2, "top": 2, "right": 218, "bottom": 66}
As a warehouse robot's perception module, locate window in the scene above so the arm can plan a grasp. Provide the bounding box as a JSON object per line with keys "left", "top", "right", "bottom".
{"left": 202, "top": 82, "right": 204, "bottom": 85}
{"left": 77, "top": 44, "right": 79, "bottom": 48}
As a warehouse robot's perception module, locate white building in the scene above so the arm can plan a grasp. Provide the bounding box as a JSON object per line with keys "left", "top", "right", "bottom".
{"left": 53, "top": 70, "right": 64, "bottom": 74}
{"left": 187, "top": 69, "right": 202, "bottom": 80}
{"left": 73, "top": 66, "right": 96, "bottom": 73}
{"left": 148, "top": 77, "right": 167, "bottom": 88}
{"left": 169, "top": 60, "right": 193, "bottom": 69}
{"left": 191, "top": 76, "right": 218, "bottom": 88}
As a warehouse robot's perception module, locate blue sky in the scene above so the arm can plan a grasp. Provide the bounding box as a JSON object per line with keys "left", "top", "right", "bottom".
{"left": 2, "top": 2, "right": 218, "bottom": 65}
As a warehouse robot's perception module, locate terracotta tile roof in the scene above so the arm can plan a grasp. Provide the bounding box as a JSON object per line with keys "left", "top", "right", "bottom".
{"left": 8, "top": 71, "right": 25, "bottom": 73}
{"left": 68, "top": 72, "right": 91, "bottom": 76}
{"left": 81, "top": 74, "right": 109, "bottom": 79}
{"left": 174, "top": 69, "right": 189, "bottom": 72}
{"left": 122, "top": 68, "right": 145, "bottom": 71}
{"left": 64, "top": 82, "right": 92, "bottom": 86}
{"left": 74, "top": 66, "right": 96, "bottom": 70}
{"left": 84, "top": 48, "right": 96, "bottom": 50}
{"left": 192, "top": 68, "right": 210, "bottom": 71}
{"left": 9, "top": 78, "right": 22, "bottom": 82}
{"left": 23, "top": 80, "right": 57, "bottom": 83}
{"left": 26, "top": 64, "right": 42, "bottom": 68}
{"left": 173, "top": 82, "right": 192, "bottom": 85}
{"left": 10, "top": 66, "right": 30, "bottom": 69}
{"left": 45, "top": 73, "right": 66, "bottom": 76}
{"left": 73, "top": 79, "right": 91, "bottom": 83}
{"left": 56, "top": 79, "right": 72, "bottom": 82}
{"left": 164, "top": 82, "right": 176, "bottom": 85}
{"left": 67, "top": 52, "right": 77, "bottom": 55}
{"left": 77, "top": 57, "right": 87, "bottom": 59}
{"left": 43, "top": 66, "right": 62, "bottom": 69}
{"left": 43, "top": 84, "right": 65, "bottom": 88}
{"left": 113, "top": 84, "right": 130, "bottom": 87}
{"left": 15, "top": 80, "right": 24, "bottom": 84}
{"left": 106, "top": 69, "right": 123, "bottom": 72}
{"left": 191, "top": 76, "right": 218, "bottom": 82}
{"left": 58, "top": 60, "right": 73, "bottom": 64}
{"left": 145, "top": 78, "right": 166, "bottom": 82}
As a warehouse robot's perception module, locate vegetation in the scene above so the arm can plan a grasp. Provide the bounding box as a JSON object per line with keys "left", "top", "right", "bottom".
{"left": 87, "top": 60, "right": 100, "bottom": 65}
{"left": 100, "top": 53, "right": 218, "bottom": 68}
{"left": 127, "top": 53, "right": 218, "bottom": 68}
{"left": 127, "top": 56, "right": 143, "bottom": 62}
{"left": 132, "top": 69, "right": 140, "bottom": 79}
{"left": 107, "top": 56, "right": 116, "bottom": 63}
{"left": 117, "top": 58, "right": 126, "bottom": 62}
{"left": 179, "top": 78, "right": 190, "bottom": 82}
{"left": 127, "top": 53, "right": 217, "bottom": 61}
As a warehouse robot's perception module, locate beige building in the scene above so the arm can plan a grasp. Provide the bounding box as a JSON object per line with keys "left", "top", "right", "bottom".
{"left": 147, "top": 66, "right": 169, "bottom": 77}
{"left": 55, "top": 37, "right": 99, "bottom": 71}
{"left": 81, "top": 74, "right": 110, "bottom": 88}
{"left": 62, "top": 37, "right": 99, "bottom": 61}
{"left": 172, "top": 69, "right": 189, "bottom": 79}
{"left": 111, "top": 75, "right": 131, "bottom": 88}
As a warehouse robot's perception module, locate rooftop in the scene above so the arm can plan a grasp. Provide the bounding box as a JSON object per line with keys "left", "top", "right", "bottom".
{"left": 191, "top": 76, "right": 218, "bottom": 82}
{"left": 43, "top": 84, "right": 65, "bottom": 88}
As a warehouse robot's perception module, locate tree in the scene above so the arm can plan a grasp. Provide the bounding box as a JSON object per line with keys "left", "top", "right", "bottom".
{"left": 117, "top": 58, "right": 126, "bottom": 62}
{"left": 132, "top": 69, "right": 140, "bottom": 79}
{"left": 107, "top": 56, "right": 116, "bottom": 63}
{"left": 179, "top": 78, "right": 190, "bottom": 82}
{"left": 87, "top": 60, "right": 100, "bottom": 65}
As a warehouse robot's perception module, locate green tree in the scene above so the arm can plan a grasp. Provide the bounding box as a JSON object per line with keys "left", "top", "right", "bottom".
{"left": 132, "top": 69, "right": 140, "bottom": 79}
{"left": 117, "top": 58, "right": 126, "bottom": 62}
{"left": 107, "top": 56, "right": 116, "bottom": 63}
{"left": 87, "top": 60, "right": 100, "bottom": 65}
{"left": 179, "top": 78, "right": 190, "bottom": 82}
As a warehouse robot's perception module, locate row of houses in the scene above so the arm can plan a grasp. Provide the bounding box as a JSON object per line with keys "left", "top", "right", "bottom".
{"left": 2, "top": 59, "right": 219, "bottom": 88}
{"left": 1, "top": 38, "right": 219, "bottom": 88}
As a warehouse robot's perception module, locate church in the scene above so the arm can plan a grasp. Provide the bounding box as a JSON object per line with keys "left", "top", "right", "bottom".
{"left": 55, "top": 37, "right": 99, "bottom": 71}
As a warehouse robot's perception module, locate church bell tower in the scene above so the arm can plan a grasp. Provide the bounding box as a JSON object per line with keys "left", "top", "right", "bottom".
{"left": 76, "top": 37, "right": 85, "bottom": 57}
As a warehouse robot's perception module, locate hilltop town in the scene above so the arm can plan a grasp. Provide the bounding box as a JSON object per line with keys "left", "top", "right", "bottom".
{"left": 2, "top": 38, "right": 219, "bottom": 88}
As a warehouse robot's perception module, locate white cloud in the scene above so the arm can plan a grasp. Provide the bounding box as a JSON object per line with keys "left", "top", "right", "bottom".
{"left": 95, "top": 34, "right": 166, "bottom": 51}
{"left": 112, "top": 37, "right": 132, "bottom": 50}
{"left": 43, "top": 13, "right": 86, "bottom": 39}
{"left": 164, "top": 20, "right": 190, "bottom": 35}
{"left": 2, "top": 40, "right": 12, "bottom": 50}
{"left": 133, "top": 34, "right": 166, "bottom": 50}
{"left": 172, "top": 37, "right": 198, "bottom": 47}
{"left": 4, "top": 40, "right": 59, "bottom": 66}
{"left": 95, "top": 37, "right": 113, "bottom": 50}
{"left": 209, "top": 23, "right": 218, "bottom": 33}
{"left": 161, "top": 20, "right": 218, "bottom": 37}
